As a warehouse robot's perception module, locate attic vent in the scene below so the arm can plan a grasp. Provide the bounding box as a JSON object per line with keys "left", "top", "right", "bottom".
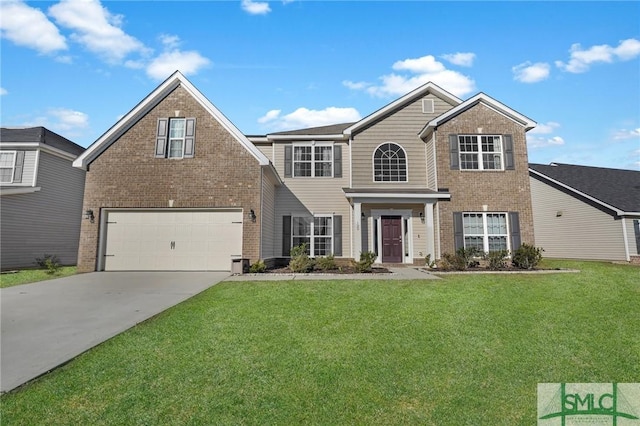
{"left": 422, "top": 99, "right": 434, "bottom": 114}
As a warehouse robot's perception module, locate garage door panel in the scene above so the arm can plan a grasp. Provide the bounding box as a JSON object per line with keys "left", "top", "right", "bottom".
{"left": 104, "top": 210, "right": 243, "bottom": 271}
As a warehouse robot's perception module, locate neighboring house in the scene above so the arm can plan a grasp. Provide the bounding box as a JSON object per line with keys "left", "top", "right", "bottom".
{"left": 529, "top": 163, "right": 640, "bottom": 262}
{"left": 74, "top": 71, "right": 537, "bottom": 272}
{"left": 0, "top": 127, "right": 86, "bottom": 269}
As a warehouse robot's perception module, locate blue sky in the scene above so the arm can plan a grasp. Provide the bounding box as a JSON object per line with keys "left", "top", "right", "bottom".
{"left": 1, "top": 1, "right": 639, "bottom": 170}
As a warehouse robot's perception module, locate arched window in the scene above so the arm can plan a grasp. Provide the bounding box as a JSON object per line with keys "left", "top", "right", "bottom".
{"left": 373, "top": 142, "right": 407, "bottom": 182}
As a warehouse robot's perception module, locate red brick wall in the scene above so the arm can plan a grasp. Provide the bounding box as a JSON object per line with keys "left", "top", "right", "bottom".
{"left": 435, "top": 103, "right": 535, "bottom": 256}
{"left": 77, "top": 85, "right": 263, "bottom": 272}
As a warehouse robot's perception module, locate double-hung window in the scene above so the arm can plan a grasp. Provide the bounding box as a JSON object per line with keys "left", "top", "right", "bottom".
{"left": 293, "top": 144, "right": 332, "bottom": 177}
{"left": 0, "top": 151, "right": 16, "bottom": 183}
{"left": 168, "top": 118, "right": 186, "bottom": 159}
{"left": 459, "top": 135, "right": 503, "bottom": 170}
{"left": 155, "top": 117, "right": 196, "bottom": 159}
{"left": 291, "top": 216, "right": 333, "bottom": 256}
{"left": 463, "top": 213, "right": 508, "bottom": 252}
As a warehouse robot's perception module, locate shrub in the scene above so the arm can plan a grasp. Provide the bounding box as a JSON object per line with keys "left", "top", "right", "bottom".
{"left": 511, "top": 243, "right": 544, "bottom": 270}
{"left": 485, "top": 250, "right": 509, "bottom": 270}
{"left": 249, "top": 260, "right": 267, "bottom": 273}
{"left": 438, "top": 247, "right": 480, "bottom": 271}
{"left": 288, "top": 243, "right": 315, "bottom": 273}
{"left": 352, "top": 251, "right": 377, "bottom": 273}
{"left": 34, "top": 254, "right": 61, "bottom": 275}
{"left": 424, "top": 254, "right": 436, "bottom": 269}
{"left": 315, "top": 255, "right": 337, "bottom": 271}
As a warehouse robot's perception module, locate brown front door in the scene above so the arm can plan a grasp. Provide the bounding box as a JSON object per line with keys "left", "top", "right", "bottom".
{"left": 381, "top": 216, "right": 403, "bottom": 263}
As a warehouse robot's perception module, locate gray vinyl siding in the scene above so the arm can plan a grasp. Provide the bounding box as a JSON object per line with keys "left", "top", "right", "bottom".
{"left": 351, "top": 94, "right": 454, "bottom": 188}
{"left": 1, "top": 151, "right": 85, "bottom": 269}
{"left": 255, "top": 143, "right": 273, "bottom": 162}
{"left": 530, "top": 177, "right": 628, "bottom": 261}
{"left": 0, "top": 150, "right": 37, "bottom": 187}
{"left": 260, "top": 170, "right": 277, "bottom": 259}
{"left": 273, "top": 141, "right": 351, "bottom": 257}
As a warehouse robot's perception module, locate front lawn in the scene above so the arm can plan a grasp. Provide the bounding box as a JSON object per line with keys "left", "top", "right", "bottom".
{"left": 0, "top": 266, "right": 77, "bottom": 288}
{"left": 1, "top": 260, "right": 638, "bottom": 424}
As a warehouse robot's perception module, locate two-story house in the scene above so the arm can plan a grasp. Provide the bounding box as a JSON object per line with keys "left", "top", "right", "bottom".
{"left": 73, "top": 71, "right": 536, "bottom": 272}
{"left": 1, "top": 127, "right": 86, "bottom": 269}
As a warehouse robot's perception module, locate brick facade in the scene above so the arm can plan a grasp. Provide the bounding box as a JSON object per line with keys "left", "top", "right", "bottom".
{"left": 435, "top": 103, "right": 535, "bottom": 255}
{"left": 77, "top": 85, "right": 263, "bottom": 272}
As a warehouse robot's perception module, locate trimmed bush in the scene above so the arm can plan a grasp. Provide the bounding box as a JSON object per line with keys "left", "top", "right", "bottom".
{"left": 289, "top": 244, "right": 315, "bottom": 273}
{"left": 511, "top": 243, "right": 544, "bottom": 270}
{"left": 438, "top": 247, "right": 480, "bottom": 271}
{"left": 315, "top": 255, "right": 337, "bottom": 271}
{"left": 485, "top": 250, "right": 509, "bottom": 270}
{"left": 352, "top": 251, "right": 377, "bottom": 273}
{"left": 249, "top": 260, "right": 267, "bottom": 273}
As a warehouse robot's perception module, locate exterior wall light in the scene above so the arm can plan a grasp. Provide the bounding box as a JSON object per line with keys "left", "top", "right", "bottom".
{"left": 84, "top": 209, "right": 95, "bottom": 223}
{"left": 249, "top": 209, "right": 257, "bottom": 222}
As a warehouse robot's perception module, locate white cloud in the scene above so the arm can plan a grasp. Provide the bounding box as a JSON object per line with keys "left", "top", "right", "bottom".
{"left": 612, "top": 128, "right": 640, "bottom": 140}
{"left": 159, "top": 34, "right": 180, "bottom": 49}
{"left": 342, "top": 80, "right": 369, "bottom": 91}
{"left": 556, "top": 38, "right": 640, "bottom": 73}
{"left": 512, "top": 61, "right": 550, "bottom": 83}
{"left": 527, "top": 121, "right": 565, "bottom": 148}
{"left": 0, "top": 0, "right": 67, "bottom": 54}
{"left": 0, "top": 88, "right": 7, "bottom": 96}
{"left": 441, "top": 52, "right": 476, "bottom": 67}
{"left": 258, "top": 107, "right": 361, "bottom": 131}
{"left": 49, "top": 0, "right": 147, "bottom": 63}
{"left": 48, "top": 107, "right": 90, "bottom": 131}
{"left": 241, "top": 0, "right": 271, "bottom": 15}
{"left": 146, "top": 50, "right": 211, "bottom": 80}
{"left": 345, "top": 55, "right": 475, "bottom": 98}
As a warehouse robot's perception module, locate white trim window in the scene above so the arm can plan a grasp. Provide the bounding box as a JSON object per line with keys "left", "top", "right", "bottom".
{"left": 463, "top": 213, "right": 509, "bottom": 252}
{"left": 0, "top": 151, "right": 16, "bottom": 183}
{"left": 292, "top": 215, "right": 333, "bottom": 256}
{"left": 293, "top": 143, "right": 333, "bottom": 177}
{"left": 459, "top": 135, "right": 503, "bottom": 170}
{"left": 373, "top": 142, "right": 407, "bottom": 182}
{"left": 168, "top": 118, "right": 186, "bottom": 159}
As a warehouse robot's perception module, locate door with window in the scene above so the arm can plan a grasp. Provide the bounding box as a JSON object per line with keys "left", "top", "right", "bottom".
{"left": 381, "top": 216, "right": 403, "bottom": 263}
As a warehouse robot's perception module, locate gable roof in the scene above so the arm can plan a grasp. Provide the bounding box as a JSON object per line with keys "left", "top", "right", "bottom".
{"left": 418, "top": 92, "right": 537, "bottom": 138}
{"left": 73, "top": 71, "right": 270, "bottom": 169}
{"left": 0, "top": 126, "right": 85, "bottom": 157}
{"left": 344, "top": 82, "right": 462, "bottom": 137}
{"left": 529, "top": 163, "right": 640, "bottom": 215}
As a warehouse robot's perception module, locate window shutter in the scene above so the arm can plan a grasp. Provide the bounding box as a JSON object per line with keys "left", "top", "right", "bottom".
{"left": 155, "top": 118, "right": 168, "bottom": 158}
{"left": 282, "top": 215, "right": 292, "bottom": 256}
{"left": 453, "top": 212, "right": 464, "bottom": 250}
{"left": 334, "top": 145, "right": 342, "bottom": 178}
{"left": 284, "top": 145, "right": 292, "bottom": 178}
{"left": 184, "top": 118, "right": 196, "bottom": 158}
{"left": 634, "top": 220, "right": 640, "bottom": 254}
{"left": 333, "top": 215, "right": 342, "bottom": 256}
{"left": 449, "top": 135, "right": 459, "bottom": 170}
{"left": 509, "top": 212, "right": 521, "bottom": 251}
{"left": 13, "top": 151, "right": 25, "bottom": 183}
{"left": 504, "top": 135, "right": 514, "bottom": 170}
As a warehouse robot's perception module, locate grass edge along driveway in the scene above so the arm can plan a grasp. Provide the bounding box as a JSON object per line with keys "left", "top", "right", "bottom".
{"left": 0, "top": 266, "right": 77, "bottom": 288}
{"left": 1, "top": 260, "right": 638, "bottom": 425}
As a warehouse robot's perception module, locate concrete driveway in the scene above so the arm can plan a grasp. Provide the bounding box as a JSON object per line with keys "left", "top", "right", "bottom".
{"left": 1, "top": 271, "right": 228, "bottom": 393}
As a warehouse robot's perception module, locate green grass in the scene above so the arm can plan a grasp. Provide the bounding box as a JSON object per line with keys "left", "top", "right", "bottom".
{"left": 0, "top": 266, "right": 77, "bottom": 288}
{"left": 1, "top": 260, "right": 638, "bottom": 425}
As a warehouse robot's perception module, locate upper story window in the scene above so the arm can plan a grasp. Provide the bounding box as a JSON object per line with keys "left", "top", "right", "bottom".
{"left": 373, "top": 142, "right": 407, "bottom": 182}
{"left": 155, "top": 117, "right": 196, "bottom": 159}
{"left": 0, "top": 151, "right": 16, "bottom": 183}
{"left": 292, "top": 144, "right": 333, "bottom": 177}
{"left": 459, "top": 135, "right": 503, "bottom": 170}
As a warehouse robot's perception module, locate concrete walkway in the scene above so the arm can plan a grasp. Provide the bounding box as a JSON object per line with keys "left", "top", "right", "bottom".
{"left": 1, "top": 272, "right": 228, "bottom": 393}
{"left": 224, "top": 266, "right": 440, "bottom": 281}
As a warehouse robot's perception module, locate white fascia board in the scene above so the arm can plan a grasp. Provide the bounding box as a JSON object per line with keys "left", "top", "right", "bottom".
{"left": 345, "top": 82, "right": 462, "bottom": 137}
{"left": 1, "top": 143, "right": 78, "bottom": 161}
{"left": 529, "top": 168, "right": 627, "bottom": 216}
{"left": 419, "top": 93, "right": 537, "bottom": 139}
{"left": 74, "top": 71, "right": 270, "bottom": 169}
{"left": 266, "top": 134, "right": 348, "bottom": 141}
{"left": 0, "top": 187, "right": 41, "bottom": 196}
{"left": 344, "top": 192, "right": 451, "bottom": 199}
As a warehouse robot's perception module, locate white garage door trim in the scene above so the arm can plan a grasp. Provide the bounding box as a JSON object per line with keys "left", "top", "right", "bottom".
{"left": 98, "top": 208, "right": 243, "bottom": 271}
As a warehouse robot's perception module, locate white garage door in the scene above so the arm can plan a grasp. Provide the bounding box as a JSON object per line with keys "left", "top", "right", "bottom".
{"left": 103, "top": 210, "right": 243, "bottom": 271}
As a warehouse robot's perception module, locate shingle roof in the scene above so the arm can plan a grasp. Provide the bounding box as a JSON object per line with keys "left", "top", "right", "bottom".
{"left": 265, "top": 122, "right": 356, "bottom": 137}
{"left": 0, "top": 126, "right": 85, "bottom": 156}
{"left": 529, "top": 163, "right": 640, "bottom": 213}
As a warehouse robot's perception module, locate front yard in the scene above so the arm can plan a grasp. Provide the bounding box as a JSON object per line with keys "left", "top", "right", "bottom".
{"left": 1, "top": 260, "right": 638, "bottom": 425}
{"left": 0, "top": 266, "right": 77, "bottom": 288}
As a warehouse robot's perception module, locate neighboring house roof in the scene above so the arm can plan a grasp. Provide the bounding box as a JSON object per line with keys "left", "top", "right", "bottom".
{"left": 0, "top": 126, "right": 85, "bottom": 157}
{"left": 418, "top": 92, "right": 537, "bottom": 139}
{"left": 345, "top": 82, "right": 462, "bottom": 136}
{"left": 529, "top": 163, "right": 640, "bottom": 215}
{"left": 73, "top": 70, "right": 271, "bottom": 169}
